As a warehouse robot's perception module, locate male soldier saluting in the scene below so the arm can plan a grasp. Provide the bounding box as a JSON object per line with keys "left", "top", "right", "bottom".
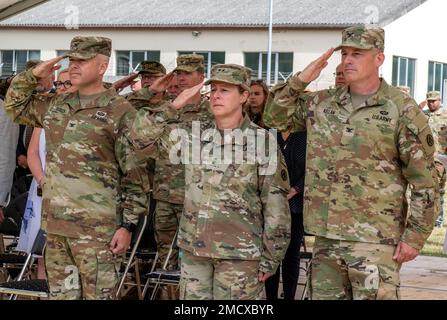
{"left": 5, "top": 36, "right": 149, "bottom": 300}
{"left": 264, "top": 26, "right": 438, "bottom": 300}
{"left": 116, "top": 56, "right": 211, "bottom": 276}
{"left": 124, "top": 60, "right": 168, "bottom": 109}
{"left": 137, "top": 55, "right": 214, "bottom": 272}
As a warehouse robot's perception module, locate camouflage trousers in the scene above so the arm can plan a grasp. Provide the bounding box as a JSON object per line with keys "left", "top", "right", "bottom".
{"left": 435, "top": 159, "right": 446, "bottom": 225}
{"left": 45, "top": 233, "right": 120, "bottom": 300}
{"left": 309, "top": 237, "right": 401, "bottom": 300}
{"left": 154, "top": 201, "right": 183, "bottom": 269}
{"left": 179, "top": 250, "right": 264, "bottom": 300}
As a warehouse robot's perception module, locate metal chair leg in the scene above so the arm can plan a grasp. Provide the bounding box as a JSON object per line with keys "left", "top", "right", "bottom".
{"left": 142, "top": 251, "right": 158, "bottom": 299}
{"left": 115, "top": 215, "right": 147, "bottom": 299}
{"left": 134, "top": 259, "right": 143, "bottom": 300}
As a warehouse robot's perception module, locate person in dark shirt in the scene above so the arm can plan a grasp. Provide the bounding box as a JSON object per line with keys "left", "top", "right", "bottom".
{"left": 246, "top": 80, "right": 269, "bottom": 128}
{"left": 15, "top": 124, "right": 32, "bottom": 179}
{"left": 265, "top": 130, "right": 306, "bottom": 300}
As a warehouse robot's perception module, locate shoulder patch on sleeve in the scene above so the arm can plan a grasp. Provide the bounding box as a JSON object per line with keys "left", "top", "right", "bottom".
{"left": 426, "top": 134, "right": 434, "bottom": 147}
{"left": 281, "top": 169, "right": 288, "bottom": 181}
{"left": 406, "top": 110, "right": 435, "bottom": 157}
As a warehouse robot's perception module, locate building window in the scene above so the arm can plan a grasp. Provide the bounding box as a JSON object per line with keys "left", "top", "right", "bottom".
{"left": 178, "top": 51, "right": 225, "bottom": 79}
{"left": 428, "top": 61, "right": 447, "bottom": 99}
{"left": 116, "top": 51, "right": 160, "bottom": 76}
{"left": 0, "top": 50, "right": 41, "bottom": 76}
{"left": 56, "top": 50, "right": 70, "bottom": 72}
{"left": 392, "top": 56, "right": 416, "bottom": 97}
{"left": 244, "top": 52, "right": 293, "bottom": 84}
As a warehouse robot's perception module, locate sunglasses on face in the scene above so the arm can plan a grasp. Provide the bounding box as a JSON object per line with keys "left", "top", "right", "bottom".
{"left": 53, "top": 80, "right": 72, "bottom": 89}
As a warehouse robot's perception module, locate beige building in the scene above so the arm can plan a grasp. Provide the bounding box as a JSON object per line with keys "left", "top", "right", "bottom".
{"left": 0, "top": 0, "right": 446, "bottom": 103}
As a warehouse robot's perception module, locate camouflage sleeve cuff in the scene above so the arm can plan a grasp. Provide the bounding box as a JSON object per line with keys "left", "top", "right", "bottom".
{"left": 24, "top": 69, "right": 39, "bottom": 84}
{"left": 122, "top": 208, "right": 141, "bottom": 226}
{"left": 259, "top": 259, "right": 280, "bottom": 275}
{"left": 287, "top": 73, "right": 310, "bottom": 95}
{"left": 14, "top": 69, "right": 39, "bottom": 92}
{"left": 401, "top": 230, "right": 428, "bottom": 251}
{"left": 160, "top": 103, "right": 181, "bottom": 121}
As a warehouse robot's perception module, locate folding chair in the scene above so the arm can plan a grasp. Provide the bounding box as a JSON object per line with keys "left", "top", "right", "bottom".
{"left": 298, "top": 236, "right": 313, "bottom": 300}
{"left": 1, "top": 175, "right": 32, "bottom": 254}
{"left": 0, "top": 191, "right": 27, "bottom": 240}
{"left": 115, "top": 195, "right": 158, "bottom": 300}
{"left": 0, "top": 229, "right": 48, "bottom": 300}
{"left": 144, "top": 229, "right": 180, "bottom": 300}
{"left": 9, "top": 175, "right": 33, "bottom": 201}
{"left": 0, "top": 192, "right": 29, "bottom": 282}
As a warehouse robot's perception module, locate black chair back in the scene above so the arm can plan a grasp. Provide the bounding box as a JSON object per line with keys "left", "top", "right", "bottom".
{"left": 30, "top": 229, "right": 47, "bottom": 256}
{"left": 0, "top": 192, "right": 28, "bottom": 236}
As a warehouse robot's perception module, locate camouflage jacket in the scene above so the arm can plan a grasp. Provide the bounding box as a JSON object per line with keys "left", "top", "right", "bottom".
{"left": 129, "top": 109, "right": 291, "bottom": 274}
{"left": 5, "top": 70, "right": 149, "bottom": 241}
{"left": 264, "top": 77, "right": 437, "bottom": 251}
{"left": 126, "top": 87, "right": 165, "bottom": 111}
{"left": 129, "top": 87, "right": 214, "bottom": 204}
{"left": 126, "top": 88, "right": 168, "bottom": 190}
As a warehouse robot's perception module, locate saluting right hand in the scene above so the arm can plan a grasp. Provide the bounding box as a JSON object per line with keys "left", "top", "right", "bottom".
{"left": 172, "top": 82, "right": 204, "bottom": 110}
{"left": 150, "top": 72, "right": 176, "bottom": 93}
{"left": 298, "top": 48, "right": 335, "bottom": 83}
{"left": 113, "top": 73, "right": 139, "bottom": 91}
{"left": 32, "top": 56, "right": 64, "bottom": 79}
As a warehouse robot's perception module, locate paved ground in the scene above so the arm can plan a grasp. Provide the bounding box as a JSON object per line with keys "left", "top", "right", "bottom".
{"left": 293, "top": 255, "right": 447, "bottom": 300}
{"left": 400, "top": 256, "right": 447, "bottom": 300}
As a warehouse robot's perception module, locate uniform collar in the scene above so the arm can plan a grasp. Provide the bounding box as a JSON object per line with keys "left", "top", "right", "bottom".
{"left": 66, "top": 88, "right": 118, "bottom": 110}
{"left": 211, "top": 114, "right": 253, "bottom": 146}
{"left": 335, "top": 78, "right": 390, "bottom": 108}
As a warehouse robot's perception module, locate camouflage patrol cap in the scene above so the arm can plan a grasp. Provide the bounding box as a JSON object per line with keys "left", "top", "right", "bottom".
{"left": 174, "top": 54, "right": 205, "bottom": 73}
{"left": 205, "top": 64, "right": 252, "bottom": 91}
{"left": 335, "top": 26, "right": 385, "bottom": 51}
{"left": 427, "top": 91, "right": 441, "bottom": 101}
{"left": 25, "top": 59, "right": 42, "bottom": 70}
{"left": 64, "top": 36, "right": 112, "bottom": 60}
{"left": 139, "top": 60, "right": 166, "bottom": 75}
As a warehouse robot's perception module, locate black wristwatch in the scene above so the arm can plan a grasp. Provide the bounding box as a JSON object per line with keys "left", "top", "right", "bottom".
{"left": 119, "top": 222, "right": 137, "bottom": 233}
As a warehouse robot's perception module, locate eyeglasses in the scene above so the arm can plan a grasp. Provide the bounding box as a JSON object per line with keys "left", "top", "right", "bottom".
{"left": 53, "top": 80, "right": 72, "bottom": 89}
{"left": 140, "top": 74, "right": 163, "bottom": 81}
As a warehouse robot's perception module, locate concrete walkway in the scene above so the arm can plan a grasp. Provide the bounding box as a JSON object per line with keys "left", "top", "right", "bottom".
{"left": 293, "top": 255, "right": 447, "bottom": 300}
{"left": 400, "top": 255, "right": 447, "bottom": 300}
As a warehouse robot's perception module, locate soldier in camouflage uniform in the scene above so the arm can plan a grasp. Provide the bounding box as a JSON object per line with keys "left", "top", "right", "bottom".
{"left": 125, "top": 60, "right": 167, "bottom": 110}
{"left": 139, "top": 61, "right": 166, "bottom": 87}
{"left": 166, "top": 75, "right": 181, "bottom": 100}
{"left": 335, "top": 63, "right": 347, "bottom": 88}
{"left": 133, "top": 55, "right": 214, "bottom": 272}
{"left": 264, "top": 26, "right": 438, "bottom": 300}
{"left": 25, "top": 59, "right": 54, "bottom": 94}
{"left": 124, "top": 61, "right": 168, "bottom": 198}
{"left": 424, "top": 91, "right": 447, "bottom": 227}
{"left": 4, "top": 36, "right": 149, "bottom": 300}
{"left": 128, "top": 63, "right": 291, "bottom": 300}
